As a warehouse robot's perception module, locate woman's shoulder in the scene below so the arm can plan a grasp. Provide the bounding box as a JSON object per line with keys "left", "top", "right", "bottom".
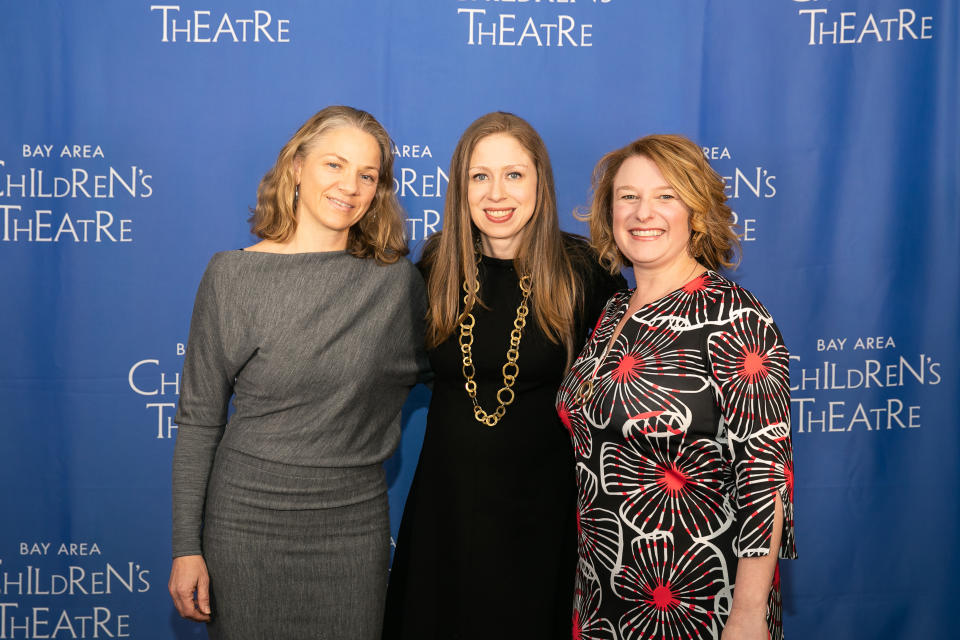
{"left": 414, "top": 233, "right": 444, "bottom": 280}
{"left": 201, "top": 248, "right": 293, "bottom": 282}
{"left": 561, "top": 232, "right": 598, "bottom": 273}
{"left": 380, "top": 255, "right": 423, "bottom": 284}
{"left": 560, "top": 232, "right": 591, "bottom": 257}
{"left": 185, "top": 251, "right": 244, "bottom": 308}
{"left": 363, "top": 255, "right": 426, "bottom": 303}
{"left": 206, "top": 249, "right": 243, "bottom": 267}
{"left": 562, "top": 232, "right": 628, "bottom": 289}
{"left": 198, "top": 250, "right": 244, "bottom": 284}
{"left": 705, "top": 271, "right": 775, "bottom": 321}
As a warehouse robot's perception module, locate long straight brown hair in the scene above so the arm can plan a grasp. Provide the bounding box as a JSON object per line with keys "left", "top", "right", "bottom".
{"left": 422, "top": 112, "right": 581, "bottom": 364}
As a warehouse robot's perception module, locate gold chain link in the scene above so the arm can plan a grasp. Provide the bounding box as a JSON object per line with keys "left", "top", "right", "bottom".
{"left": 458, "top": 273, "right": 532, "bottom": 426}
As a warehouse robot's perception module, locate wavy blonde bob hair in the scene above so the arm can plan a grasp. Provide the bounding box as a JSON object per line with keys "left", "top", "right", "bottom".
{"left": 422, "top": 112, "right": 582, "bottom": 362}
{"left": 584, "top": 134, "right": 740, "bottom": 273}
{"left": 249, "top": 105, "right": 407, "bottom": 263}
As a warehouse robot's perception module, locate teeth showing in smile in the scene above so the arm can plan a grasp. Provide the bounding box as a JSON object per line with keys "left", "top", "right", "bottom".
{"left": 631, "top": 229, "right": 664, "bottom": 237}
{"left": 327, "top": 196, "right": 354, "bottom": 211}
{"left": 485, "top": 208, "right": 514, "bottom": 221}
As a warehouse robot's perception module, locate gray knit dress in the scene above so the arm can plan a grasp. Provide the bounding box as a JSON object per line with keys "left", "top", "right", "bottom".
{"left": 172, "top": 250, "right": 429, "bottom": 640}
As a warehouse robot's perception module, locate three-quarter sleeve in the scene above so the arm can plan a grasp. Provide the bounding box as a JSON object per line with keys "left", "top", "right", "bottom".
{"left": 171, "top": 258, "right": 234, "bottom": 557}
{"left": 707, "top": 302, "right": 797, "bottom": 560}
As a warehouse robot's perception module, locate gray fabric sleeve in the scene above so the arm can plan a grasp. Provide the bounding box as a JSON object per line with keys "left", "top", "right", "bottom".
{"left": 171, "top": 257, "right": 233, "bottom": 557}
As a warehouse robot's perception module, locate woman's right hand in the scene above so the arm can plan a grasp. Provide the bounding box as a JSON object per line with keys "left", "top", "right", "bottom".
{"left": 169, "top": 554, "right": 212, "bottom": 622}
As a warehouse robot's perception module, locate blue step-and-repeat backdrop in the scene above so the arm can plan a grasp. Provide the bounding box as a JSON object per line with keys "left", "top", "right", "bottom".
{"left": 1, "top": 1, "right": 957, "bottom": 638}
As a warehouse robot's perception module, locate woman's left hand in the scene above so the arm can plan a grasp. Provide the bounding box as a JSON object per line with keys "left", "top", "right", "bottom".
{"left": 721, "top": 609, "right": 769, "bottom": 640}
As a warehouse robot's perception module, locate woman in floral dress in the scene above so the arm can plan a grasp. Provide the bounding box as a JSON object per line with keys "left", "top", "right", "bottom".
{"left": 556, "top": 134, "right": 796, "bottom": 640}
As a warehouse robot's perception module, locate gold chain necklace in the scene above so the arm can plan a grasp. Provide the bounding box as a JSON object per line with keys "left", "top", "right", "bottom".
{"left": 458, "top": 272, "right": 532, "bottom": 426}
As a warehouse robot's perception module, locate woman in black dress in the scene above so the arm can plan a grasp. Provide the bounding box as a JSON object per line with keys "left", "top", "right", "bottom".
{"left": 383, "top": 112, "right": 624, "bottom": 638}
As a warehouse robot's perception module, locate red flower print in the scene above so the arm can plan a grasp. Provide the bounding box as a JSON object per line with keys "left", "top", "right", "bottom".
{"left": 633, "top": 272, "right": 728, "bottom": 327}
{"left": 601, "top": 422, "right": 733, "bottom": 539}
{"left": 584, "top": 324, "right": 708, "bottom": 433}
{"left": 733, "top": 422, "right": 797, "bottom": 557}
{"left": 708, "top": 309, "right": 790, "bottom": 439}
{"left": 613, "top": 534, "right": 727, "bottom": 640}
{"left": 576, "top": 463, "right": 622, "bottom": 573}
{"left": 573, "top": 565, "right": 617, "bottom": 640}
{"left": 558, "top": 398, "right": 595, "bottom": 459}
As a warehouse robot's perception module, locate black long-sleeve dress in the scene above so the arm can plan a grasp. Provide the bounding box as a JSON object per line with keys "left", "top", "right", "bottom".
{"left": 383, "top": 237, "right": 625, "bottom": 639}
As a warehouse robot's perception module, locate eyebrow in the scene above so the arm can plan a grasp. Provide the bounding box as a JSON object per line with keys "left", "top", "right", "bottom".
{"left": 320, "top": 153, "right": 379, "bottom": 172}
{"left": 468, "top": 163, "right": 531, "bottom": 171}
{"left": 614, "top": 184, "right": 673, "bottom": 192}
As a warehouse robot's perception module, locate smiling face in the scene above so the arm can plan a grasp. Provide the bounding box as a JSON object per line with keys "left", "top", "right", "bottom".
{"left": 292, "top": 126, "right": 381, "bottom": 250}
{"left": 467, "top": 133, "right": 538, "bottom": 259}
{"left": 612, "top": 154, "right": 696, "bottom": 275}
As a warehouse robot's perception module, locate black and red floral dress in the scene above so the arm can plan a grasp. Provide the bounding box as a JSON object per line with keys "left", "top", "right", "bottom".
{"left": 556, "top": 271, "right": 797, "bottom": 640}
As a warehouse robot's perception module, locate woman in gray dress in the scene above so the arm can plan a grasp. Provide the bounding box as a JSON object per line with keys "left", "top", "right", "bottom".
{"left": 168, "top": 106, "right": 428, "bottom": 639}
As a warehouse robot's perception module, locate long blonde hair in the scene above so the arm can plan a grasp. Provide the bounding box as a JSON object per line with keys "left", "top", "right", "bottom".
{"left": 422, "top": 112, "right": 582, "bottom": 363}
{"left": 249, "top": 105, "right": 408, "bottom": 264}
